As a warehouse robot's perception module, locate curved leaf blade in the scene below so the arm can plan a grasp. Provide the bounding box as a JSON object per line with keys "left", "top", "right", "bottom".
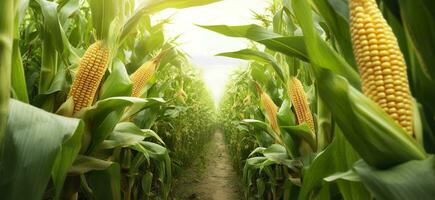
{"left": 0, "top": 100, "right": 83, "bottom": 200}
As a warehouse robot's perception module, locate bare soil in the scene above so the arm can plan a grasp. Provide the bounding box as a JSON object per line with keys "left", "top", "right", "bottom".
{"left": 171, "top": 131, "right": 243, "bottom": 200}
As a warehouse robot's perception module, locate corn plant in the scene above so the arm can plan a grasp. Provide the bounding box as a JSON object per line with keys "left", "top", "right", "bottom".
{"left": 219, "top": 69, "right": 261, "bottom": 172}
{"left": 0, "top": 0, "right": 15, "bottom": 145}
{"left": 150, "top": 60, "right": 216, "bottom": 172}
{"left": 0, "top": 0, "right": 220, "bottom": 200}
{"left": 213, "top": 0, "right": 435, "bottom": 199}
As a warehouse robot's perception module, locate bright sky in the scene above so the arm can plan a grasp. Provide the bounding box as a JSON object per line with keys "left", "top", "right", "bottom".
{"left": 154, "top": 0, "right": 270, "bottom": 104}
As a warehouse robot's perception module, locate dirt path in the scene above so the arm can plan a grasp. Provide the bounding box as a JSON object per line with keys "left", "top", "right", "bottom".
{"left": 171, "top": 131, "right": 243, "bottom": 200}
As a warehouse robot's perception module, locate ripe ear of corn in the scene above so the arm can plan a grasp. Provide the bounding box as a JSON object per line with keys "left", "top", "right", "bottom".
{"left": 130, "top": 51, "right": 167, "bottom": 97}
{"left": 130, "top": 61, "right": 157, "bottom": 97}
{"left": 262, "top": 92, "right": 280, "bottom": 135}
{"left": 69, "top": 41, "right": 109, "bottom": 113}
{"left": 254, "top": 82, "right": 280, "bottom": 135}
{"left": 288, "top": 77, "right": 315, "bottom": 133}
{"left": 350, "top": 0, "right": 413, "bottom": 136}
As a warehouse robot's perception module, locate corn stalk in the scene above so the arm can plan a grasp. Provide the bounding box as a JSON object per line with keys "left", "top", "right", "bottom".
{"left": 0, "top": 0, "right": 14, "bottom": 148}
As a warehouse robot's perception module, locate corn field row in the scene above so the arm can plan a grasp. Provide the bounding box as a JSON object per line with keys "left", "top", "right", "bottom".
{"left": 0, "top": 0, "right": 217, "bottom": 199}
{"left": 0, "top": 0, "right": 435, "bottom": 199}
{"left": 216, "top": 0, "right": 435, "bottom": 199}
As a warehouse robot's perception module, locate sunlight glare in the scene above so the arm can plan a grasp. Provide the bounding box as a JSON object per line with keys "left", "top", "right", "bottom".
{"left": 154, "top": 0, "right": 270, "bottom": 104}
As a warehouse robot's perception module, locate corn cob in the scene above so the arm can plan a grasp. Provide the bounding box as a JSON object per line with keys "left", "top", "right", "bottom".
{"left": 254, "top": 82, "right": 280, "bottom": 135}
{"left": 349, "top": 0, "right": 413, "bottom": 136}
{"left": 69, "top": 41, "right": 109, "bottom": 113}
{"left": 288, "top": 77, "right": 315, "bottom": 133}
{"left": 130, "top": 51, "right": 167, "bottom": 97}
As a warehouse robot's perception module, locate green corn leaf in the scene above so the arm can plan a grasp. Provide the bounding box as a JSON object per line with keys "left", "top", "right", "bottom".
{"left": 11, "top": 40, "right": 29, "bottom": 103}
{"left": 217, "top": 49, "right": 286, "bottom": 82}
{"left": 292, "top": 0, "right": 361, "bottom": 89}
{"left": 281, "top": 123, "right": 316, "bottom": 151}
{"left": 312, "top": 0, "right": 356, "bottom": 68}
{"left": 397, "top": 0, "right": 435, "bottom": 79}
{"left": 68, "top": 155, "right": 113, "bottom": 175}
{"left": 354, "top": 156, "right": 435, "bottom": 200}
{"left": 99, "top": 59, "right": 133, "bottom": 99}
{"left": 87, "top": 163, "right": 121, "bottom": 200}
{"left": 299, "top": 129, "right": 369, "bottom": 200}
{"left": 316, "top": 69, "right": 426, "bottom": 168}
{"left": 76, "top": 97, "right": 152, "bottom": 153}
{"left": 87, "top": 0, "right": 120, "bottom": 40}
{"left": 0, "top": 100, "right": 83, "bottom": 200}
{"left": 100, "top": 122, "right": 165, "bottom": 150}
{"left": 200, "top": 24, "right": 309, "bottom": 61}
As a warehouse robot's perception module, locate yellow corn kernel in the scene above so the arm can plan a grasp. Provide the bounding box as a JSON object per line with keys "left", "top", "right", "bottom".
{"left": 69, "top": 41, "right": 109, "bottom": 113}
{"left": 288, "top": 77, "right": 315, "bottom": 133}
{"left": 262, "top": 92, "right": 280, "bottom": 135}
{"left": 350, "top": 0, "right": 413, "bottom": 136}
{"left": 254, "top": 82, "right": 280, "bottom": 135}
{"left": 130, "top": 61, "right": 156, "bottom": 97}
{"left": 130, "top": 51, "right": 166, "bottom": 97}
